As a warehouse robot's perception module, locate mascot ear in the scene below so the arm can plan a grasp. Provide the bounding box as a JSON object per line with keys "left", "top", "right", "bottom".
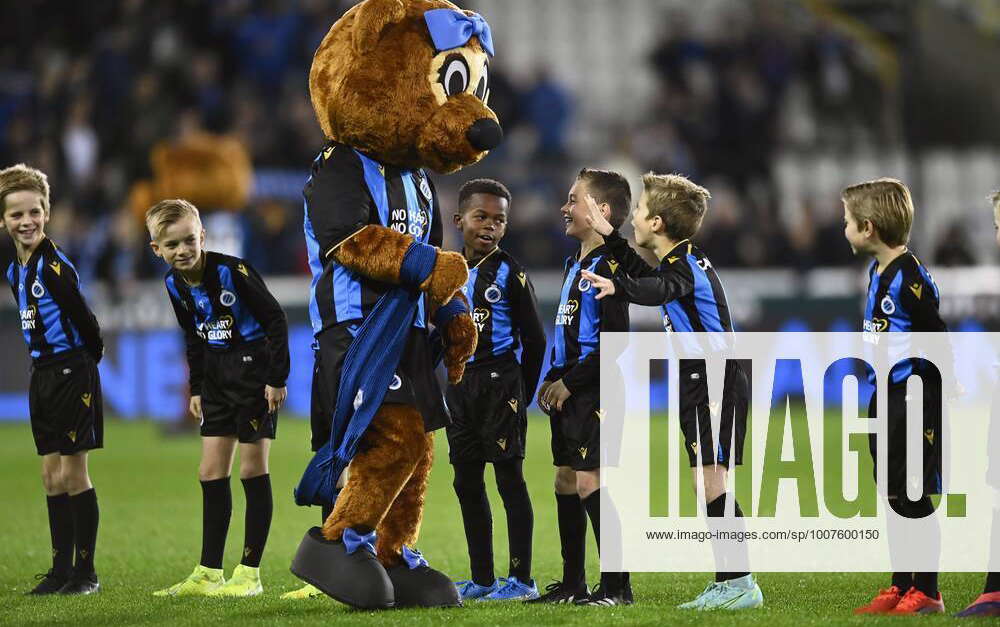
{"left": 353, "top": 0, "right": 408, "bottom": 54}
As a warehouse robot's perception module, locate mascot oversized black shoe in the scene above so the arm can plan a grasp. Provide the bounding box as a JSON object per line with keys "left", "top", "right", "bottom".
{"left": 291, "top": 528, "right": 393, "bottom": 610}
{"left": 386, "top": 547, "right": 461, "bottom": 608}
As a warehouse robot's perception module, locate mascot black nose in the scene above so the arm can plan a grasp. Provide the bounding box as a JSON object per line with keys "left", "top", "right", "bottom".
{"left": 467, "top": 118, "right": 503, "bottom": 151}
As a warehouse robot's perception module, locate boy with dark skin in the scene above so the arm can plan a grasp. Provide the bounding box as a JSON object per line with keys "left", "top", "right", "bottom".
{"left": 448, "top": 179, "right": 545, "bottom": 601}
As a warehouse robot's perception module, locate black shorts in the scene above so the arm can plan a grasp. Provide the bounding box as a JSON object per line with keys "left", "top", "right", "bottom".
{"left": 201, "top": 342, "right": 277, "bottom": 443}
{"left": 310, "top": 322, "right": 449, "bottom": 452}
{"left": 679, "top": 360, "right": 748, "bottom": 468}
{"left": 550, "top": 388, "right": 601, "bottom": 471}
{"left": 868, "top": 376, "right": 943, "bottom": 498}
{"left": 30, "top": 350, "right": 104, "bottom": 456}
{"left": 446, "top": 357, "right": 527, "bottom": 463}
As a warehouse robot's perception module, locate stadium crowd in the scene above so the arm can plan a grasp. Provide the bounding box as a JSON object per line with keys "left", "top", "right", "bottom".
{"left": 0, "top": 0, "right": 974, "bottom": 286}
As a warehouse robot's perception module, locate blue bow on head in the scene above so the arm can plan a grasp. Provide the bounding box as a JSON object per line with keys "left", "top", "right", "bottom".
{"left": 423, "top": 9, "right": 494, "bottom": 57}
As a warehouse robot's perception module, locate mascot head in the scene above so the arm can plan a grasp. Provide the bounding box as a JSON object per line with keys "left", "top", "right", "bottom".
{"left": 310, "top": 0, "right": 502, "bottom": 174}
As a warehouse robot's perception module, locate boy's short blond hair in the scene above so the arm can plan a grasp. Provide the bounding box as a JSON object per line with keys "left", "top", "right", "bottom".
{"left": 0, "top": 163, "right": 50, "bottom": 212}
{"left": 641, "top": 172, "right": 711, "bottom": 241}
{"left": 841, "top": 178, "right": 913, "bottom": 248}
{"left": 145, "top": 198, "right": 201, "bottom": 239}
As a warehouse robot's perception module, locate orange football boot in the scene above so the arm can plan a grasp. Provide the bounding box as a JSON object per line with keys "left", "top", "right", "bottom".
{"left": 853, "top": 585, "right": 903, "bottom": 614}
{"left": 888, "top": 587, "right": 945, "bottom": 615}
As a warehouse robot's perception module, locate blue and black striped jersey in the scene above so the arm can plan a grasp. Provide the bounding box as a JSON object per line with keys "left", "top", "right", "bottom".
{"left": 603, "top": 232, "right": 735, "bottom": 334}
{"left": 462, "top": 247, "right": 546, "bottom": 400}
{"left": 862, "top": 251, "right": 947, "bottom": 384}
{"left": 863, "top": 251, "right": 945, "bottom": 334}
{"left": 164, "top": 251, "right": 289, "bottom": 395}
{"left": 544, "top": 245, "right": 630, "bottom": 393}
{"left": 5, "top": 237, "right": 103, "bottom": 364}
{"left": 303, "top": 141, "right": 441, "bottom": 337}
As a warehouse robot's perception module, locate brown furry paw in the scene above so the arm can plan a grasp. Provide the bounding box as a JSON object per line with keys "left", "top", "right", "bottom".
{"left": 442, "top": 312, "right": 477, "bottom": 384}
{"left": 419, "top": 250, "right": 468, "bottom": 308}
{"left": 332, "top": 225, "right": 414, "bottom": 284}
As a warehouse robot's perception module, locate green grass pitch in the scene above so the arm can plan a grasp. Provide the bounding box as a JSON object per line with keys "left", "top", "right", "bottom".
{"left": 0, "top": 415, "right": 991, "bottom": 625}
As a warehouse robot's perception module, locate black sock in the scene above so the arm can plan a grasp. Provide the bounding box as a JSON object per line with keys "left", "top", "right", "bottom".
{"left": 556, "top": 492, "right": 587, "bottom": 588}
{"left": 913, "top": 572, "right": 938, "bottom": 598}
{"left": 240, "top": 474, "right": 272, "bottom": 568}
{"left": 892, "top": 572, "right": 914, "bottom": 591}
{"left": 706, "top": 493, "right": 750, "bottom": 582}
{"left": 46, "top": 493, "right": 74, "bottom": 576}
{"left": 582, "top": 490, "right": 601, "bottom": 553}
{"left": 454, "top": 462, "right": 494, "bottom": 586}
{"left": 583, "top": 489, "right": 625, "bottom": 594}
{"left": 495, "top": 459, "right": 533, "bottom": 582}
{"left": 985, "top": 572, "right": 1000, "bottom": 594}
{"left": 200, "top": 477, "right": 232, "bottom": 570}
{"left": 69, "top": 489, "right": 99, "bottom": 576}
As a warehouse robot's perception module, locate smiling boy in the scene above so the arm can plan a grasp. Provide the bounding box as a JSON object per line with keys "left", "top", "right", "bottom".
{"left": 1, "top": 164, "right": 104, "bottom": 596}
{"left": 147, "top": 199, "right": 289, "bottom": 598}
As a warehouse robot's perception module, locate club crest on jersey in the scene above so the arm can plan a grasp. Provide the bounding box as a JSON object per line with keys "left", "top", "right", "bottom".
{"left": 417, "top": 173, "right": 432, "bottom": 201}
{"left": 484, "top": 284, "right": 502, "bottom": 303}
{"left": 220, "top": 289, "right": 237, "bottom": 307}
{"left": 388, "top": 374, "right": 402, "bottom": 391}
{"left": 31, "top": 280, "right": 44, "bottom": 298}
{"left": 578, "top": 277, "right": 592, "bottom": 292}
{"left": 880, "top": 295, "right": 896, "bottom": 315}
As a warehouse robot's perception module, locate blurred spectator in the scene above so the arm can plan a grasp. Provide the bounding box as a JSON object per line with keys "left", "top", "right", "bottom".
{"left": 523, "top": 69, "right": 572, "bottom": 162}
{"left": 934, "top": 221, "right": 977, "bottom": 267}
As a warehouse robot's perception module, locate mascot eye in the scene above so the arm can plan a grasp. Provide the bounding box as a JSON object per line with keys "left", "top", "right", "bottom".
{"left": 474, "top": 62, "right": 489, "bottom": 100}
{"left": 439, "top": 54, "right": 470, "bottom": 97}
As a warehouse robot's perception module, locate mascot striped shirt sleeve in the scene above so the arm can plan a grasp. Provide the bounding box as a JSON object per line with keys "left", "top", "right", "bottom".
{"left": 304, "top": 143, "right": 375, "bottom": 259}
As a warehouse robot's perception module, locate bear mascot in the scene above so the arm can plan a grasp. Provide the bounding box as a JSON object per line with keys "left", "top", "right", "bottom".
{"left": 289, "top": 0, "right": 501, "bottom": 610}
{"left": 128, "top": 132, "right": 252, "bottom": 226}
